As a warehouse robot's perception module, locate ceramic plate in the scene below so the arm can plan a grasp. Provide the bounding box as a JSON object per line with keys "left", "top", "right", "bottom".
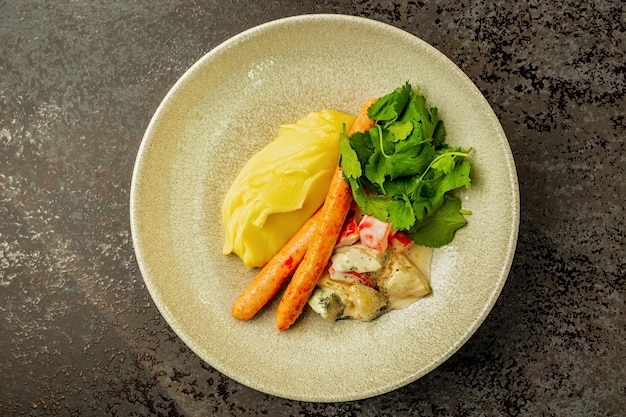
{"left": 130, "top": 14, "right": 519, "bottom": 402}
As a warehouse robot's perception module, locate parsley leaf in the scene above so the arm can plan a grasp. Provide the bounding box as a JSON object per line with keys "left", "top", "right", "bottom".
{"left": 388, "top": 141, "right": 435, "bottom": 180}
{"left": 347, "top": 177, "right": 390, "bottom": 221}
{"left": 387, "top": 120, "right": 414, "bottom": 142}
{"left": 386, "top": 196, "right": 415, "bottom": 231}
{"left": 338, "top": 128, "right": 362, "bottom": 179}
{"left": 367, "top": 82, "right": 412, "bottom": 122}
{"left": 407, "top": 197, "right": 467, "bottom": 247}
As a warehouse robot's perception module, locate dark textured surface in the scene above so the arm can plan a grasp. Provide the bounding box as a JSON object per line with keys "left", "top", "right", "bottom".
{"left": 1, "top": 1, "right": 624, "bottom": 415}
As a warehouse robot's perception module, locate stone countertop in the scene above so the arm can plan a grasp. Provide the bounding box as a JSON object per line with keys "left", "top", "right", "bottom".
{"left": 1, "top": 1, "right": 624, "bottom": 416}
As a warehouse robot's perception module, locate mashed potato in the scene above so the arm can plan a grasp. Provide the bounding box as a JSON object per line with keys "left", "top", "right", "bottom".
{"left": 222, "top": 109, "right": 355, "bottom": 268}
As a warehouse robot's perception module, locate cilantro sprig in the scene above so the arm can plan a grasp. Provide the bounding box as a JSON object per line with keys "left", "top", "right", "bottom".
{"left": 339, "top": 82, "right": 472, "bottom": 248}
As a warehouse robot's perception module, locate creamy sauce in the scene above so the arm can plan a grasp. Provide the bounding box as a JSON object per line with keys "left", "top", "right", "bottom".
{"left": 380, "top": 246, "right": 432, "bottom": 310}
{"left": 309, "top": 218, "right": 434, "bottom": 322}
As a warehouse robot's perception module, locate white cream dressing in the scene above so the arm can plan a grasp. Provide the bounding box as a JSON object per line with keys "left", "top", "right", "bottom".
{"left": 308, "top": 241, "right": 434, "bottom": 322}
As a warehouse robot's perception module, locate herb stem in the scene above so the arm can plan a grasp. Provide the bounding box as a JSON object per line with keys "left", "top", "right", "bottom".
{"left": 377, "top": 125, "right": 391, "bottom": 159}
{"left": 418, "top": 151, "right": 469, "bottom": 181}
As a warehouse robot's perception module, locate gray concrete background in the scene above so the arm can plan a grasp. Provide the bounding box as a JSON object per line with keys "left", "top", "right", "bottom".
{"left": 1, "top": 1, "right": 624, "bottom": 416}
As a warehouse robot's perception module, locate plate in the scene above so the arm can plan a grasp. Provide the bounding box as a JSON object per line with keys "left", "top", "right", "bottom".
{"left": 130, "top": 14, "right": 519, "bottom": 402}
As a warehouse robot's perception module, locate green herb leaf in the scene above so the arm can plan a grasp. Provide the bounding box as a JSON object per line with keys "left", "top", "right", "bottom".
{"left": 367, "top": 82, "right": 412, "bottom": 122}
{"left": 386, "top": 196, "right": 416, "bottom": 231}
{"left": 432, "top": 119, "right": 446, "bottom": 146}
{"left": 387, "top": 141, "right": 435, "bottom": 180}
{"left": 387, "top": 120, "right": 414, "bottom": 142}
{"left": 348, "top": 177, "right": 390, "bottom": 221}
{"left": 407, "top": 197, "right": 468, "bottom": 248}
{"left": 347, "top": 131, "right": 375, "bottom": 171}
{"left": 338, "top": 128, "right": 361, "bottom": 179}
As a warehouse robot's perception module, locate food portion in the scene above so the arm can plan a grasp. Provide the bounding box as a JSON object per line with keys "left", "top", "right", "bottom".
{"left": 274, "top": 162, "right": 355, "bottom": 330}
{"left": 225, "top": 82, "right": 473, "bottom": 330}
{"left": 275, "top": 99, "right": 376, "bottom": 330}
{"left": 308, "top": 207, "right": 433, "bottom": 322}
{"left": 222, "top": 109, "right": 355, "bottom": 268}
{"left": 339, "top": 82, "right": 472, "bottom": 248}
{"left": 231, "top": 210, "right": 321, "bottom": 321}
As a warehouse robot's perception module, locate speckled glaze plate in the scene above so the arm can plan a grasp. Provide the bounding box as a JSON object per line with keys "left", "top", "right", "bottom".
{"left": 130, "top": 14, "right": 519, "bottom": 402}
